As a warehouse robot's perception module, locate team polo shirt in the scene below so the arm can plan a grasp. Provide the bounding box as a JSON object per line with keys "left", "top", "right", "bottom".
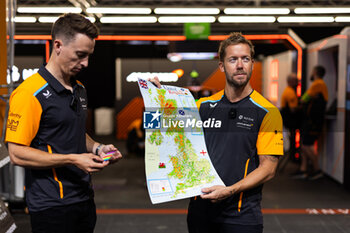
{"left": 195, "top": 89, "right": 283, "bottom": 225}
{"left": 5, "top": 66, "right": 93, "bottom": 212}
{"left": 301, "top": 79, "right": 328, "bottom": 103}
{"left": 281, "top": 86, "right": 298, "bottom": 109}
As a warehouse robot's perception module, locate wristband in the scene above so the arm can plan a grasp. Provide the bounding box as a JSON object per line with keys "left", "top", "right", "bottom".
{"left": 95, "top": 143, "right": 103, "bottom": 155}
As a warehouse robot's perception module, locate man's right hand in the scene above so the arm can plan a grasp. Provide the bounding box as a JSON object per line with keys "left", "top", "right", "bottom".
{"left": 73, "top": 153, "right": 109, "bottom": 173}
{"left": 8, "top": 142, "right": 109, "bottom": 173}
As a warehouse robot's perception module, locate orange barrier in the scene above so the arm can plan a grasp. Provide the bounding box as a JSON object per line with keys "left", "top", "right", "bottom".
{"left": 201, "top": 68, "right": 226, "bottom": 92}
{"left": 14, "top": 34, "right": 303, "bottom": 81}
{"left": 15, "top": 34, "right": 303, "bottom": 81}
{"left": 116, "top": 97, "right": 144, "bottom": 140}
{"left": 250, "top": 62, "right": 262, "bottom": 93}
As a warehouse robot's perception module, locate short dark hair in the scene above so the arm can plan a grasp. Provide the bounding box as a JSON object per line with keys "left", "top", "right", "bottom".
{"left": 314, "top": 65, "right": 326, "bottom": 78}
{"left": 218, "top": 32, "right": 255, "bottom": 62}
{"left": 51, "top": 13, "right": 99, "bottom": 44}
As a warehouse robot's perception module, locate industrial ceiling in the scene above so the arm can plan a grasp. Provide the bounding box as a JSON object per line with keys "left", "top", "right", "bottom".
{"left": 14, "top": 0, "right": 350, "bottom": 42}
{"left": 8, "top": 0, "right": 350, "bottom": 59}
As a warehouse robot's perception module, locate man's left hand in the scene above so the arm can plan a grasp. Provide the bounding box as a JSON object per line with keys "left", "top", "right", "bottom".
{"left": 200, "top": 185, "right": 234, "bottom": 203}
{"left": 98, "top": 144, "right": 123, "bottom": 164}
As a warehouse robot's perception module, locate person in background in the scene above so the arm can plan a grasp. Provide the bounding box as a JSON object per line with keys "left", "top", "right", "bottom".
{"left": 280, "top": 73, "right": 300, "bottom": 162}
{"left": 5, "top": 13, "right": 123, "bottom": 233}
{"left": 187, "top": 32, "right": 283, "bottom": 233}
{"left": 292, "top": 65, "right": 328, "bottom": 180}
{"left": 126, "top": 118, "right": 145, "bottom": 157}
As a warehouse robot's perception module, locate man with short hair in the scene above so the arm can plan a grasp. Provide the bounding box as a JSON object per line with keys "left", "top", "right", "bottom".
{"left": 281, "top": 73, "right": 300, "bottom": 161}
{"left": 187, "top": 32, "right": 283, "bottom": 233}
{"left": 293, "top": 65, "right": 328, "bottom": 180}
{"left": 281, "top": 73, "right": 299, "bottom": 118}
{"left": 5, "top": 13, "right": 122, "bottom": 233}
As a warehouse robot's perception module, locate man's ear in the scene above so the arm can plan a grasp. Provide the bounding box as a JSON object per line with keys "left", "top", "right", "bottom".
{"left": 53, "top": 39, "right": 63, "bottom": 55}
{"left": 219, "top": 61, "right": 224, "bottom": 73}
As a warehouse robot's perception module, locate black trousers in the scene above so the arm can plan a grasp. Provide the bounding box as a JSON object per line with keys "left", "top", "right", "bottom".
{"left": 187, "top": 198, "right": 263, "bottom": 233}
{"left": 30, "top": 199, "right": 96, "bottom": 233}
{"left": 188, "top": 221, "right": 263, "bottom": 233}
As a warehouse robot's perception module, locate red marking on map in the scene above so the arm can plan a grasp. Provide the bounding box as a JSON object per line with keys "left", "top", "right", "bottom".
{"left": 159, "top": 162, "right": 166, "bottom": 168}
{"left": 200, "top": 150, "right": 207, "bottom": 156}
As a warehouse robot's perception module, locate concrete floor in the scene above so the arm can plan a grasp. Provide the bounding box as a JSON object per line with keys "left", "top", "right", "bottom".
{"left": 9, "top": 137, "right": 350, "bottom": 233}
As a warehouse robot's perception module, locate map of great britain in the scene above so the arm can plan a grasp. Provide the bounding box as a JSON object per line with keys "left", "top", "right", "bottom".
{"left": 138, "top": 79, "right": 224, "bottom": 204}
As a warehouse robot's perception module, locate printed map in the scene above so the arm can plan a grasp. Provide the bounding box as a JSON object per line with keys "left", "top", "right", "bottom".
{"left": 138, "top": 79, "right": 224, "bottom": 204}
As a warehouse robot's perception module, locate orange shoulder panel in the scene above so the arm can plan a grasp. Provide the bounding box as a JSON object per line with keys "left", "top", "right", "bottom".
{"left": 5, "top": 73, "right": 46, "bottom": 146}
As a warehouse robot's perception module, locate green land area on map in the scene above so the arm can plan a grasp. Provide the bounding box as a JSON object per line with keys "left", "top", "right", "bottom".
{"left": 147, "top": 89, "right": 215, "bottom": 196}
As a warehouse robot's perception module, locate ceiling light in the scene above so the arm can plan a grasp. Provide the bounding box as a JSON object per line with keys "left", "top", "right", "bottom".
{"left": 38, "top": 17, "right": 59, "bottom": 23}
{"left": 39, "top": 16, "right": 96, "bottom": 23}
{"left": 180, "top": 52, "right": 217, "bottom": 60}
{"left": 167, "top": 53, "right": 182, "bottom": 62}
{"left": 154, "top": 8, "right": 220, "bottom": 15}
{"left": 158, "top": 16, "right": 215, "bottom": 23}
{"left": 224, "top": 8, "right": 290, "bottom": 15}
{"left": 15, "top": 17, "right": 36, "bottom": 23}
{"left": 294, "top": 7, "right": 350, "bottom": 14}
{"left": 100, "top": 17, "right": 157, "bottom": 23}
{"left": 167, "top": 52, "right": 217, "bottom": 62}
{"left": 86, "top": 7, "right": 151, "bottom": 14}
{"left": 17, "top": 6, "right": 82, "bottom": 14}
{"left": 277, "top": 16, "right": 334, "bottom": 23}
{"left": 218, "top": 16, "right": 276, "bottom": 23}
{"left": 86, "top": 17, "right": 96, "bottom": 23}
{"left": 335, "top": 16, "right": 350, "bottom": 22}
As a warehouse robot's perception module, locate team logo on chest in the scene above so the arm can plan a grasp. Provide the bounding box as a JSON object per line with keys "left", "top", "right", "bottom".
{"left": 79, "top": 97, "right": 87, "bottom": 110}
{"left": 43, "top": 90, "right": 52, "bottom": 99}
{"left": 236, "top": 114, "right": 255, "bottom": 130}
{"left": 209, "top": 103, "right": 218, "bottom": 108}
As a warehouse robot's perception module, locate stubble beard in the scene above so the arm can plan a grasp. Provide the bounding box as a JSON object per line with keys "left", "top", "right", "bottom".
{"left": 226, "top": 71, "right": 251, "bottom": 89}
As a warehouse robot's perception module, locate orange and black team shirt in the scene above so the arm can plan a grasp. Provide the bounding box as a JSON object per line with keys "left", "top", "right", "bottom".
{"left": 192, "top": 89, "right": 283, "bottom": 225}
{"left": 5, "top": 66, "right": 93, "bottom": 212}
{"left": 301, "top": 79, "right": 328, "bottom": 103}
{"left": 281, "top": 86, "right": 298, "bottom": 109}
